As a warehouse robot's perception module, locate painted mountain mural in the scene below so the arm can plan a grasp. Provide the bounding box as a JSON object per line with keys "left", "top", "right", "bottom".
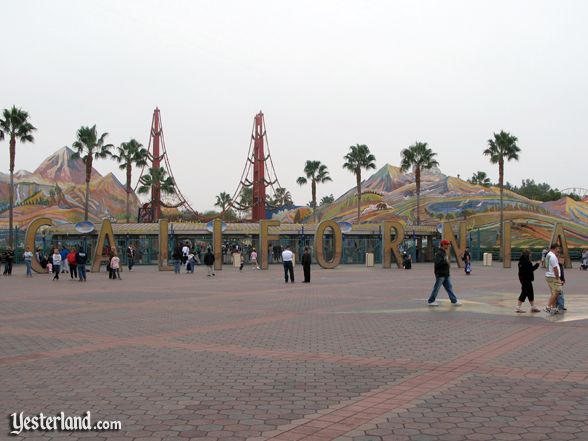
{"left": 0, "top": 147, "right": 140, "bottom": 226}
{"left": 274, "top": 164, "right": 588, "bottom": 247}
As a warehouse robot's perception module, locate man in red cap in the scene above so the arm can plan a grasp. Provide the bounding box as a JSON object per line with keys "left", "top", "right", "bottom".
{"left": 427, "top": 239, "right": 462, "bottom": 306}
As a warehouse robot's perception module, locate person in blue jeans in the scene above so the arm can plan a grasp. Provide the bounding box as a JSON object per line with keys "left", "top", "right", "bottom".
{"left": 428, "top": 240, "right": 462, "bottom": 306}
{"left": 556, "top": 255, "right": 566, "bottom": 311}
{"left": 76, "top": 248, "right": 88, "bottom": 282}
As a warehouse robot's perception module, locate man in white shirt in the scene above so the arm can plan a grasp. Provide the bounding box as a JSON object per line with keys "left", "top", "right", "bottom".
{"left": 544, "top": 243, "right": 562, "bottom": 314}
{"left": 181, "top": 243, "right": 190, "bottom": 266}
{"left": 282, "top": 246, "right": 294, "bottom": 283}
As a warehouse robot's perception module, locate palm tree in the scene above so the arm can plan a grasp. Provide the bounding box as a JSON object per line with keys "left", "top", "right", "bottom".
{"left": 468, "top": 171, "right": 492, "bottom": 187}
{"left": 343, "top": 145, "right": 376, "bottom": 223}
{"left": 111, "top": 139, "right": 148, "bottom": 223}
{"left": 71, "top": 125, "right": 113, "bottom": 220}
{"left": 137, "top": 167, "right": 175, "bottom": 196}
{"left": 483, "top": 131, "right": 520, "bottom": 258}
{"left": 320, "top": 194, "right": 335, "bottom": 206}
{"left": 271, "top": 187, "right": 293, "bottom": 208}
{"left": 296, "top": 160, "right": 332, "bottom": 220}
{"left": 0, "top": 106, "right": 36, "bottom": 247}
{"left": 214, "top": 191, "right": 232, "bottom": 219}
{"left": 400, "top": 142, "right": 439, "bottom": 226}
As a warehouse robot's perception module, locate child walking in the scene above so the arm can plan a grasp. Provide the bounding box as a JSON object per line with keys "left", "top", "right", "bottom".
{"left": 516, "top": 249, "right": 540, "bottom": 313}
{"left": 52, "top": 248, "right": 62, "bottom": 280}
{"left": 110, "top": 251, "right": 121, "bottom": 280}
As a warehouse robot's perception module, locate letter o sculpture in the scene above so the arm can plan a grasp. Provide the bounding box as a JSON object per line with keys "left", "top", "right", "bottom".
{"left": 314, "top": 220, "right": 342, "bottom": 269}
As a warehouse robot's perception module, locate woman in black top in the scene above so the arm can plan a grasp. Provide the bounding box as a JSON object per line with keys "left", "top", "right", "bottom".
{"left": 516, "top": 249, "right": 540, "bottom": 313}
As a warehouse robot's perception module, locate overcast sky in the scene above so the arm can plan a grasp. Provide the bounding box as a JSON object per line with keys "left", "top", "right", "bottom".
{"left": 2, "top": 0, "right": 587, "bottom": 211}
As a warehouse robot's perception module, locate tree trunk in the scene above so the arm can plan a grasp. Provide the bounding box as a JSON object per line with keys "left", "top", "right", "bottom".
{"left": 126, "top": 164, "right": 131, "bottom": 223}
{"left": 415, "top": 167, "right": 421, "bottom": 226}
{"left": 311, "top": 180, "right": 317, "bottom": 221}
{"left": 8, "top": 136, "right": 15, "bottom": 247}
{"left": 84, "top": 157, "right": 93, "bottom": 221}
{"left": 356, "top": 171, "right": 361, "bottom": 223}
{"left": 499, "top": 160, "right": 504, "bottom": 261}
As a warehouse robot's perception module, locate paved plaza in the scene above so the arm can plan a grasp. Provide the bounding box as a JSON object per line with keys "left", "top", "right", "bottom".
{"left": 1, "top": 262, "right": 588, "bottom": 441}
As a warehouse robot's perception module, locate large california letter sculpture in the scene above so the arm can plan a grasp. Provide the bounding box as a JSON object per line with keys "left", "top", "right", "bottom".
{"left": 382, "top": 220, "right": 405, "bottom": 269}
{"left": 314, "top": 220, "right": 342, "bottom": 269}
{"left": 91, "top": 219, "right": 116, "bottom": 273}
{"left": 158, "top": 219, "right": 173, "bottom": 271}
{"left": 25, "top": 217, "right": 53, "bottom": 274}
{"left": 443, "top": 221, "right": 467, "bottom": 268}
{"left": 259, "top": 220, "right": 280, "bottom": 270}
{"left": 551, "top": 222, "right": 572, "bottom": 269}
{"left": 213, "top": 218, "right": 223, "bottom": 271}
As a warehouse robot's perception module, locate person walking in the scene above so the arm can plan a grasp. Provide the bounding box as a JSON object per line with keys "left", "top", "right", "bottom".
{"left": 544, "top": 243, "right": 563, "bottom": 315}
{"left": 204, "top": 247, "right": 215, "bottom": 276}
{"left": 76, "top": 247, "right": 88, "bottom": 282}
{"left": 463, "top": 247, "right": 472, "bottom": 275}
{"left": 67, "top": 247, "right": 78, "bottom": 280}
{"left": 187, "top": 251, "right": 196, "bottom": 274}
{"left": 556, "top": 254, "right": 567, "bottom": 312}
{"left": 250, "top": 248, "right": 259, "bottom": 269}
{"left": 60, "top": 246, "right": 70, "bottom": 274}
{"left": 172, "top": 244, "right": 182, "bottom": 274}
{"left": 581, "top": 249, "right": 588, "bottom": 270}
{"left": 181, "top": 242, "right": 190, "bottom": 266}
{"left": 516, "top": 249, "right": 541, "bottom": 313}
{"left": 51, "top": 248, "right": 62, "bottom": 280}
{"left": 301, "top": 247, "right": 311, "bottom": 283}
{"left": 3, "top": 247, "right": 15, "bottom": 275}
{"left": 282, "top": 245, "right": 295, "bottom": 283}
{"left": 402, "top": 251, "right": 412, "bottom": 269}
{"left": 110, "top": 251, "right": 121, "bottom": 280}
{"left": 427, "top": 240, "right": 461, "bottom": 306}
{"left": 127, "top": 244, "right": 135, "bottom": 271}
{"left": 23, "top": 247, "right": 33, "bottom": 277}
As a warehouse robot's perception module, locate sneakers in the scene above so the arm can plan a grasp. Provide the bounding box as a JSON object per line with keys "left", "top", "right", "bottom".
{"left": 428, "top": 301, "right": 440, "bottom": 306}
{"left": 516, "top": 307, "right": 526, "bottom": 313}
{"left": 452, "top": 301, "right": 462, "bottom": 307}
{"left": 530, "top": 307, "right": 541, "bottom": 313}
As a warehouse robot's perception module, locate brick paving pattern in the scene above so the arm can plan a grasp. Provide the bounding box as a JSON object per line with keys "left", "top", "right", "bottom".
{"left": 1, "top": 263, "right": 587, "bottom": 440}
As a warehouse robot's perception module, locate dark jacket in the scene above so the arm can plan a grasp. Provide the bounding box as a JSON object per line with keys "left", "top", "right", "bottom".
{"left": 5, "top": 249, "right": 14, "bottom": 263}
{"left": 518, "top": 256, "right": 539, "bottom": 283}
{"left": 301, "top": 252, "right": 311, "bottom": 266}
{"left": 76, "top": 251, "right": 88, "bottom": 265}
{"left": 203, "top": 251, "right": 215, "bottom": 266}
{"left": 434, "top": 249, "right": 450, "bottom": 277}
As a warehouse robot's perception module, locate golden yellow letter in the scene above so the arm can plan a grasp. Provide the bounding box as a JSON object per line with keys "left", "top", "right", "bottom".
{"left": 551, "top": 222, "right": 571, "bottom": 269}
{"left": 158, "top": 219, "right": 173, "bottom": 271}
{"left": 443, "top": 221, "right": 466, "bottom": 268}
{"left": 92, "top": 219, "right": 116, "bottom": 273}
{"left": 25, "top": 217, "right": 52, "bottom": 274}
{"left": 213, "top": 218, "right": 223, "bottom": 270}
{"left": 314, "top": 220, "right": 342, "bottom": 269}
{"left": 382, "top": 221, "right": 405, "bottom": 269}
{"left": 259, "top": 220, "right": 280, "bottom": 270}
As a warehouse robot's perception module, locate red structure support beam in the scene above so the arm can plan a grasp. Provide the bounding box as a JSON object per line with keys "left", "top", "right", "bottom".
{"left": 252, "top": 112, "right": 266, "bottom": 222}
{"left": 150, "top": 108, "right": 162, "bottom": 222}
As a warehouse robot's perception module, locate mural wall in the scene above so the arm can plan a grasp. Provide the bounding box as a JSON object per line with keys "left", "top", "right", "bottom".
{"left": 0, "top": 147, "right": 139, "bottom": 226}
